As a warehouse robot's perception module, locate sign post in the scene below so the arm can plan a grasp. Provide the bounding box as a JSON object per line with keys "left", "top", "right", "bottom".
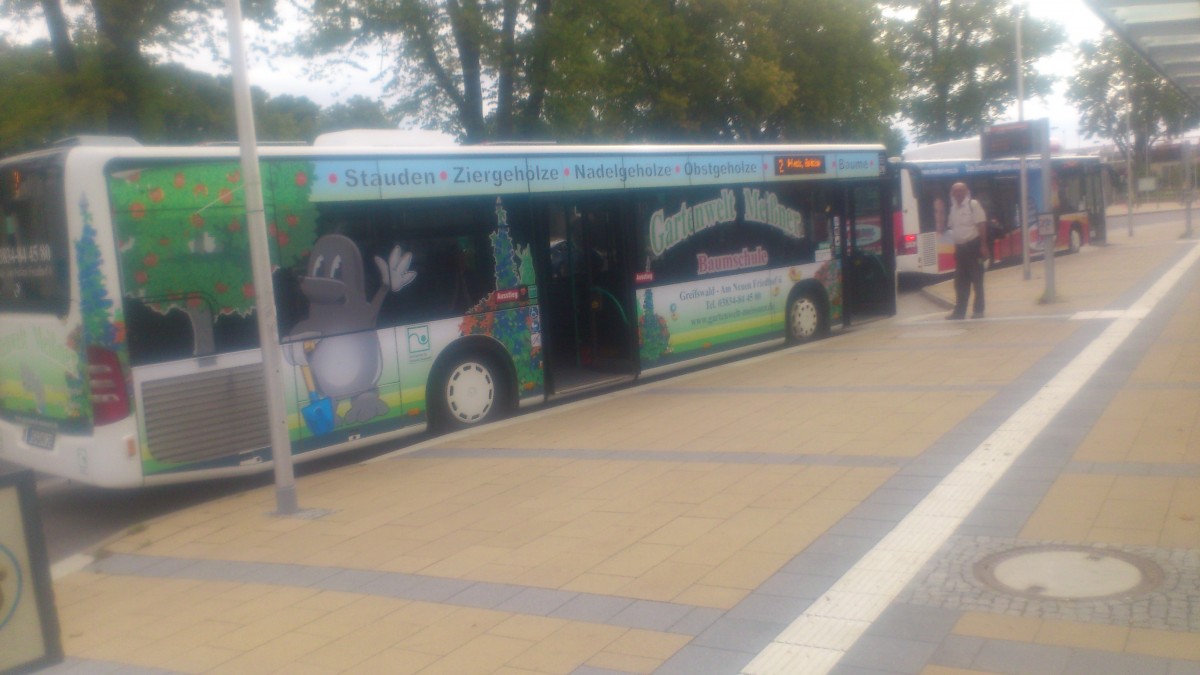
{"left": 1014, "top": 3, "right": 1030, "bottom": 280}
{"left": 1039, "top": 121, "right": 1056, "bottom": 303}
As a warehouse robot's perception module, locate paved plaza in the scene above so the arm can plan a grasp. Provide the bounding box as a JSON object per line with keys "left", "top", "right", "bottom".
{"left": 41, "top": 212, "right": 1200, "bottom": 674}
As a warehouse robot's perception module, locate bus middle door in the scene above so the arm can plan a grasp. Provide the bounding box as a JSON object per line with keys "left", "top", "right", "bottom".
{"left": 534, "top": 198, "right": 636, "bottom": 396}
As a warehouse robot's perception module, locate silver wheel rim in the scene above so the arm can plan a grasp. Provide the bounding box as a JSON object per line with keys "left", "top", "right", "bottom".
{"left": 446, "top": 361, "right": 495, "bottom": 423}
{"left": 790, "top": 297, "right": 819, "bottom": 339}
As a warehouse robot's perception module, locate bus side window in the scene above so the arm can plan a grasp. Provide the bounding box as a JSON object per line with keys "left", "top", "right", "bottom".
{"left": 124, "top": 298, "right": 203, "bottom": 365}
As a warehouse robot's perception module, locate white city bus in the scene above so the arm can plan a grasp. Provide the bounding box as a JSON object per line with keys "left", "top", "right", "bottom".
{"left": 0, "top": 137, "right": 894, "bottom": 487}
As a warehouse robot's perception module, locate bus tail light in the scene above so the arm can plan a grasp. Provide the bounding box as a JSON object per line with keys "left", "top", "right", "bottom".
{"left": 900, "top": 234, "right": 917, "bottom": 254}
{"left": 88, "top": 346, "right": 130, "bottom": 425}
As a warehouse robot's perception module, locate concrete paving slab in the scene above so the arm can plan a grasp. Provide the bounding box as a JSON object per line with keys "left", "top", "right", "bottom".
{"left": 45, "top": 219, "right": 1200, "bottom": 674}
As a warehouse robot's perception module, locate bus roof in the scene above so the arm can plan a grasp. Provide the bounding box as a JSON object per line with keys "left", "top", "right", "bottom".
{"left": 1, "top": 140, "right": 890, "bottom": 201}
{"left": 902, "top": 135, "right": 1096, "bottom": 162}
{"left": 3, "top": 140, "right": 887, "bottom": 164}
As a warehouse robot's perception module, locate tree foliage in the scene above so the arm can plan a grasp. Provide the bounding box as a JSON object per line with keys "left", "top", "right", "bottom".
{"left": 882, "top": 0, "right": 1063, "bottom": 143}
{"left": 298, "top": 0, "right": 900, "bottom": 144}
{"left": 0, "top": 0, "right": 280, "bottom": 137}
{"left": 317, "top": 95, "right": 393, "bottom": 133}
{"left": 3, "top": 0, "right": 909, "bottom": 151}
{"left": 1067, "top": 33, "right": 1200, "bottom": 176}
{"left": 543, "top": 0, "right": 898, "bottom": 142}
{"left": 0, "top": 41, "right": 326, "bottom": 155}
{"left": 0, "top": 40, "right": 109, "bottom": 154}
{"left": 298, "top": 0, "right": 552, "bottom": 142}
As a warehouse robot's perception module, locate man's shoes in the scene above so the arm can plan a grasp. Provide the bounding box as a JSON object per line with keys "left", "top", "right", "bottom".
{"left": 946, "top": 313, "right": 964, "bottom": 320}
{"left": 971, "top": 312, "right": 984, "bottom": 319}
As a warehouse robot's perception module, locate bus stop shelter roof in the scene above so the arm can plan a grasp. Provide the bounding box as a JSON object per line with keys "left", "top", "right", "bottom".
{"left": 1084, "top": 0, "right": 1200, "bottom": 109}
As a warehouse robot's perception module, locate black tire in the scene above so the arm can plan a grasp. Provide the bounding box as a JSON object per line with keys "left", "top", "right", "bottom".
{"left": 431, "top": 352, "right": 506, "bottom": 429}
{"left": 786, "top": 289, "right": 826, "bottom": 343}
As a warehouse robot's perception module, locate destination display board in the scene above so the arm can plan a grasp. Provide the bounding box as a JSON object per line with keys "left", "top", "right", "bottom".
{"left": 304, "top": 151, "right": 886, "bottom": 202}
{"left": 982, "top": 118, "right": 1048, "bottom": 159}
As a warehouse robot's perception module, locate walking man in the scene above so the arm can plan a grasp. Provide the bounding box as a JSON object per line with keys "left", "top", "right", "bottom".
{"left": 944, "top": 182, "right": 988, "bottom": 319}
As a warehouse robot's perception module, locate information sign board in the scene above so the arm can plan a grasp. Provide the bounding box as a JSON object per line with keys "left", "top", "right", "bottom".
{"left": 0, "top": 471, "right": 62, "bottom": 675}
{"left": 1037, "top": 213, "right": 1056, "bottom": 236}
{"left": 982, "top": 119, "right": 1049, "bottom": 160}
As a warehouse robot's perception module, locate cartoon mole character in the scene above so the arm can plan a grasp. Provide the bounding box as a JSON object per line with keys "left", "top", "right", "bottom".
{"left": 285, "top": 235, "right": 416, "bottom": 425}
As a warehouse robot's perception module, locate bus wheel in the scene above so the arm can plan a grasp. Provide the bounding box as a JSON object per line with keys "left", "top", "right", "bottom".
{"left": 433, "top": 354, "right": 504, "bottom": 429}
{"left": 1068, "top": 227, "right": 1083, "bottom": 254}
{"left": 786, "top": 291, "right": 825, "bottom": 343}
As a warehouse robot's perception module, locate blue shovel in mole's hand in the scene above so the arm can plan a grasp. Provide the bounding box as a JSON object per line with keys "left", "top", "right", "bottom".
{"left": 299, "top": 341, "right": 336, "bottom": 435}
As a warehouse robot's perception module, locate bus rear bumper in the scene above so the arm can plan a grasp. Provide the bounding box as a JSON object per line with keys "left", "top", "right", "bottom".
{"left": 0, "top": 420, "right": 144, "bottom": 488}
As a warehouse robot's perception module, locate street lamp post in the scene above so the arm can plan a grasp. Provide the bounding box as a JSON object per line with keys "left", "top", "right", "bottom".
{"left": 1126, "top": 82, "right": 1135, "bottom": 237}
{"left": 224, "top": 0, "right": 299, "bottom": 515}
{"left": 1185, "top": 140, "right": 1194, "bottom": 239}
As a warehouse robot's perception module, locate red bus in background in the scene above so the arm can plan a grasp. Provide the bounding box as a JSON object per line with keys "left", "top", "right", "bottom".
{"left": 893, "top": 139, "right": 1106, "bottom": 280}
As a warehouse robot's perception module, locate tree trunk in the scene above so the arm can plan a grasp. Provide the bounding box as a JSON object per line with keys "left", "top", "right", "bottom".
{"left": 494, "top": 0, "right": 519, "bottom": 139}
{"left": 447, "top": 0, "right": 486, "bottom": 142}
{"left": 92, "top": 0, "right": 146, "bottom": 135}
{"left": 1133, "top": 130, "right": 1149, "bottom": 178}
{"left": 41, "top": 0, "right": 78, "bottom": 75}
{"left": 183, "top": 302, "right": 215, "bottom": 357}
{"left": 930, "top": 0, "right": 950, "bottom": 142}
{"left": 519, "top": 0, "right": 553, "bottom": 137}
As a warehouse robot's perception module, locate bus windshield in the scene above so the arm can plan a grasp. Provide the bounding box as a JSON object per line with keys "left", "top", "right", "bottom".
{"left": 0, "top": 156, "right": 70, "bottom": 315}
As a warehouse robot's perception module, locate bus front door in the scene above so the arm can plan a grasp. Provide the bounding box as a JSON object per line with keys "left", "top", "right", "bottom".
{"left": 1086, "top": 165, "right": 1107, "bottom": 244}
{"left": 535, "top": 199, "right": 636, "bottom": 396}
{"left": 844, "top": 183, "right": 896, "bottom": 322}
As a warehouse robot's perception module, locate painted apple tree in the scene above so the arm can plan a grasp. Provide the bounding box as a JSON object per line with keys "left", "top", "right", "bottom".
{"left": 108, "top": 161, "right": 317, "bottom": 351}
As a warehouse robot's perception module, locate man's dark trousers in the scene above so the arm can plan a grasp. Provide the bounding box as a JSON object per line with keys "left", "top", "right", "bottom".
{"left": 951, "top": 239, "right": 985, "bottom": 318}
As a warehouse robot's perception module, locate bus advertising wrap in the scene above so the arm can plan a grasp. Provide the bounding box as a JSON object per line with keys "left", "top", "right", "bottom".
{"left": 306, "top": 152, "right": 884, "bottom": 201}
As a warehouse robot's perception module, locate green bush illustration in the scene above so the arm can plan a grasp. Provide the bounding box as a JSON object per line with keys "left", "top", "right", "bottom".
{"left": 638, "top": 289, "right": 671, "bottom": 362}
{"left": 459, "top": 199, "right": 543, "bottom": 394}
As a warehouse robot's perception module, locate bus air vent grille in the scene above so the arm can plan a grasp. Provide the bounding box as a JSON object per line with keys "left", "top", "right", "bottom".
{"left": 918, "top": 232, "right": 938, "bottom": 270}
{"left": 140, "top": 364, "right": 270, "bottom": 465}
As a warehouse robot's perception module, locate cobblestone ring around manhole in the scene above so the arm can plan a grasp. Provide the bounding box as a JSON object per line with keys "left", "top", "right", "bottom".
{"left": 974, "top": 544, "right": 1164, "bottom": 601}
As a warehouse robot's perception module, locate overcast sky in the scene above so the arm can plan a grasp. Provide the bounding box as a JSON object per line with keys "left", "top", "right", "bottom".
{"left": 1014, "top": 1, "right": 1107, "bottom": 148}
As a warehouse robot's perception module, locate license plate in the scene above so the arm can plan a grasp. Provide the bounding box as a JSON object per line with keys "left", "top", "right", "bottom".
{"left": 24, "top": 427, "right": 56, "bottom": 449}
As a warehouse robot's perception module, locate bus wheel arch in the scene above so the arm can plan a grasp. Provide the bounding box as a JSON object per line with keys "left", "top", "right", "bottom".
{"left": 427, "top": 337, "right": 517, "bottom": 431}
{"left": 785, "top": 281, "right": 829, "bottom": 343}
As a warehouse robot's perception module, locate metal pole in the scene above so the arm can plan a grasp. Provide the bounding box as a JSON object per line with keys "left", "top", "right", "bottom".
{"left": 1015, "top": 4, "right": 1030, "bottom": 280}
{"left": 1041, "top": 120, "right": 1056, "bottom": 303}
{"left": 1126, "top": 82, "right": 1135, "bottom": 237}
{"left": 225, "top": 0, "right": 299, "bottom": 515}
{"left": 1186, "top": 140, "right": 1194, "bottom": 238}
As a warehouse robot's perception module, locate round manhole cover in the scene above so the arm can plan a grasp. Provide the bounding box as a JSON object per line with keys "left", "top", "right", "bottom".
{"left": 974, "top": 545, "right": 1162, "bottom": 601}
